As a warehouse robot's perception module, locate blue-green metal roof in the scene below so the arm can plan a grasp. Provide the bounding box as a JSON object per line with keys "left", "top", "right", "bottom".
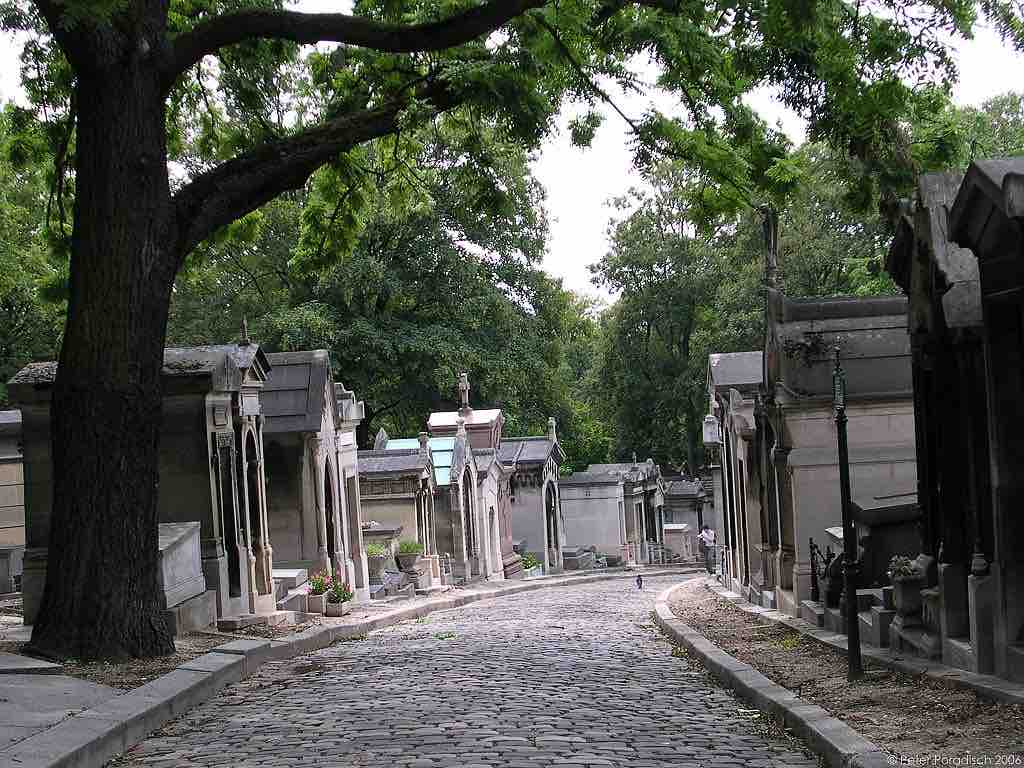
{"left": 383, "top": 437, "right": 456, "bottom": 486}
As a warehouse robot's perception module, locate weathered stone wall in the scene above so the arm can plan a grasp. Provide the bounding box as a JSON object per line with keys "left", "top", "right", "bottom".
{"left": 561, "top": 484, "right": 622, "bottom": 555}
{"left": 509, "top": 484, "right": 544, "bottom": 560}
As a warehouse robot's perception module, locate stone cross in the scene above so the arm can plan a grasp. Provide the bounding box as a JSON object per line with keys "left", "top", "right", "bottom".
{"left": 240, "top": 317, "right": 251, "bottom": 346}
{"left": 458, "top": 372, "right": 471, "bottom": 411}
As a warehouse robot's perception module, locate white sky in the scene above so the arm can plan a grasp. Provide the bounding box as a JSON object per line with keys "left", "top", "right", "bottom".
{"left": 2, "top": 18, "right": 1024, "bottom": 301}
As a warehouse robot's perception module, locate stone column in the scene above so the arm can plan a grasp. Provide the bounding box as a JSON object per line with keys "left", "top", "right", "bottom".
{"left": 310, "top": 437, "right": 331, "bottom": 575}
{"left": 255, "top": 416, "right": 273, "bottom": 594}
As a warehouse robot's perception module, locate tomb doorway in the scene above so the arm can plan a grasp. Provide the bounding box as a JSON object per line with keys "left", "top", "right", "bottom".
{"left": 324, "top": 458, "right": 338, "bottom": 577}
{"left": 216, "top": 439, "right": 242, "bottom": 599}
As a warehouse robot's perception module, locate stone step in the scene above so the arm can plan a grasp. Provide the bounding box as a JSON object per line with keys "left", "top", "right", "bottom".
{"left": 276, "top": 588, "right": 308, "bottom": 614}
{"left": 415, "top": 585, "right": 451, "bottom": 597}
{"left": 799, "top": 599, "right": 825, "bottom": 628}
{"left": 164, "top": 589, "right": 217, "bottom": 637}
{"left": 216, "top": 610, "right": 296, "bottom": 632}
{"left": 271, "top": 568, "right": 308, "bottom": 591}
{"left": 857, "top": 606, "right": 895, "bottom": 648}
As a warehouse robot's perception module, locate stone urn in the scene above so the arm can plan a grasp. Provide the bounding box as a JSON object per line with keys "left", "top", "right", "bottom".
{"left": 396, "top": 552, "right": 422, "bottom": 573}
{"left": 892, "top": 576, "right": 924, "bottom": 617}
{"left": 325, "top": 599, "right": 351, "bottom": 617}
{"left": 307, "top": 592, "right": 327, "bottom": 614}
{"left": 367, "top": 554, "right": 388, "bottom": 584}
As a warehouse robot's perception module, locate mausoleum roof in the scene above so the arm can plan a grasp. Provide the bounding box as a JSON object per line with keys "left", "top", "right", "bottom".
{"left": 262, "top": 350, "right": 334, "bottom": 434}
{"left": 707, "top": 352, "right": 762, "bottom": 392}
{"left": 499, "top": 435, "right": 562, "bottom": 465}
{"left": 380, "top": 436, "right": 458, "bottom": 486}
{"left": 9, "top": 344, "right": 270, "bottom": 400}
{"left": 558, "top": 471, "right": 621, "bottom": 486}
{"left": 357, "top": 449, "right": 429, "bottom": 476}
{"left": 765, "top": 289, "right": 911, "bottom": 404}
{"left": 949, "top": 156, "right": 1024, "bottom": 257}
{"left": 428, "top": 408, "right": 503, "bottom": 429}
{"left": 887, "top": 171, "right": 981, "bottom": 330}
{"left": 664, "top": 477, "right": 705, "bottom": 499}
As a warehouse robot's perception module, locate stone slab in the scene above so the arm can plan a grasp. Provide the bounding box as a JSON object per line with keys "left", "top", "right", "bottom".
{"left": 157, "top": 522, "right": 206, "bottom": 610}
{"left": 163, "top": 589, "right": 216, "bottom": 636}
{"left": 0, "top": 673, "right": 118, "bottom": 729}
{"left": 271, "top": 568, "right": 308, "bottom": 590}
{"left": 0, "top": 651, "right": 63, "bottom": 675}
{"left": 213, "top": 638, "right": 273, "bottom": 677}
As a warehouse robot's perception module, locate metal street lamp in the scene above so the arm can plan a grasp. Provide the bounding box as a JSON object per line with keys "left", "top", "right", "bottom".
{"left": 833, "top": 346, "right": 864, "bottom": 681}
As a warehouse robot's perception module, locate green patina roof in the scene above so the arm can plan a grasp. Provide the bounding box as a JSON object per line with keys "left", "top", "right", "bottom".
{"left": 383, "top": 437, "right": 456, "bottom": 486}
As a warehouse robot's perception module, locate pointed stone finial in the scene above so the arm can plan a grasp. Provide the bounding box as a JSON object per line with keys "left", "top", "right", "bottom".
{"left": 458, "top": 372, "right": 471, "bottom": 413}
{"left": 632, "top": 451, "right": 638, "bottom": 466}
{"left": 240, "top": 317, "right": 251, "bottom": 346}
{"left": 456, "top": 416, "right": 467, "bottom": 437}
{"left": 547, "top": 416, "right": 557, "bottom": 442}
{"left": 373, "top": 427, "right": 389, "bottom": 450}
{"left": 418, "top": 431, "right": 429, "bottom": 457}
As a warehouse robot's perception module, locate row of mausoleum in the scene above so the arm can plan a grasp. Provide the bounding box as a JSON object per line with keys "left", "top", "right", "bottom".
{"left": 704, "top": 156, "right": 1024, "bottom": 685}
{"left": 4, "top": 345, "right": 564, "bottom": 633}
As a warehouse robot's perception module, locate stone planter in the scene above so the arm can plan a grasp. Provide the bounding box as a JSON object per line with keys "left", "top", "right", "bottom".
{"left": 367, "top": 554, "right": 388, "bottom": 584}
{"left": 522, "top": 565, "right": 543, "bottom": 578}
{"left": 307, "top": 593, "right": 327, "bottom": 614}
{"left": 892, "top": 576, "right": 924, "bottom": 616}
{"left": 325, "top": 600, "right": 351, "bottom": 617}
{"left": 396, "top": 552, "right": 422, "bottom": 572}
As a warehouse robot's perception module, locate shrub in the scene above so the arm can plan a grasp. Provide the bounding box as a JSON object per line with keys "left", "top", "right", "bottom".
{"left": 521, "top": 553, "right": 541, "bottom": 570}
{"left": 365, "top": 542, "right": 387, "bottom": 557}
{"left": 308, "top": 570, "right": 330, "bottom": 596}
{"left": 398, "top": 539, "right": 424, "bottom": 555}
{"left": 327, "top": 579, "right": 354, "bottom": 604}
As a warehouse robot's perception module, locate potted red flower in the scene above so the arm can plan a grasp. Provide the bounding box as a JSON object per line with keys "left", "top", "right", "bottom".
{"left": 325, "top": 577, "right": 354, "bottom": 617}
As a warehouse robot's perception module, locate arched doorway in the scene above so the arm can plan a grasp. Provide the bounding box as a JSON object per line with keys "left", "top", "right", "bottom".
{"left": 462, "top": 469, "right": 476, "bottom": 576}
{"left": 544, "top": 481, "right": 559, "bottom": 570}
{"left": 216, "top": 438, "right": 241, "bottom": 598}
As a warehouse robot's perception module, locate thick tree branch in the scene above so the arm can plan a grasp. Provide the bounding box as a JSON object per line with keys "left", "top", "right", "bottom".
{"left": 165, "top": 0, "right": 547, "bottom": 88}
{"left": 171, "top": 82, "right": 458, "bottom": 263}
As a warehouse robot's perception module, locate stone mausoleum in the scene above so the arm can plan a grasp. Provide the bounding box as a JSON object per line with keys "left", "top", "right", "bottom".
{"left": 262, "top": 350, "right": 370, "bottom": 602}
{"left": 0, "top": 410, "right": 24, "bottom": 593}
{"left": 9, "top": 342, "right": 274, "bottom": 628}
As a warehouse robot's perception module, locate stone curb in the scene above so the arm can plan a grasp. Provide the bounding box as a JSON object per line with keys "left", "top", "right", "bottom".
{"left": 703, "top": 579, "right": 1024, "bottom": 706}
{"left": 653, "top": 584, "right": 890, "bottom": 768}
{"left": 6, "top": 566, "right": 701, "bottom": 768}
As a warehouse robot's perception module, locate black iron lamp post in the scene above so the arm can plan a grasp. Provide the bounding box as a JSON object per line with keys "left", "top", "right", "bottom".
{"left": 833, "top": 347, "right": 864, "bottom": 681}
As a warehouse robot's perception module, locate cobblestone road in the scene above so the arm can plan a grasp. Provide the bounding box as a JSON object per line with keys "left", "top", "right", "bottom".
{"left": 116, "top": 575, "right": 818, "bottom": 767}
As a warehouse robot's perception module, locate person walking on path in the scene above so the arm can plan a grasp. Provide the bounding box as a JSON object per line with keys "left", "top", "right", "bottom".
{"left": 698, "top": 526, "right": 716, "bottom": 575}
{"left": 635, "top": 573, "right": 644, "bottom": 590}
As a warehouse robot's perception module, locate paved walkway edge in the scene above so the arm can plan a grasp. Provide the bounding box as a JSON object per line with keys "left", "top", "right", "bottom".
{"left": 704, "top": 579, "right": 1024, "bottom": 705}
{"left": 653, "top": 584, "right": 889, "bottom": 768}
{"left": 6, "top": 566, "right": 700, "bottom": 768}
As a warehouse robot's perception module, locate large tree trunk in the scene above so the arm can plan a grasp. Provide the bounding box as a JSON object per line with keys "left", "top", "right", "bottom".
{"left": 28, "top": 55, "right": 178, "bottom": 660}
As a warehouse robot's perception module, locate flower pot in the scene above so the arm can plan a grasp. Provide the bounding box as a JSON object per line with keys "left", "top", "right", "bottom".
{"left": 892, "top": 576, "right": 923, "bottom": 616}
{"left": 325, "top": 600, "right": 351, "bottom": 617}
{"left": 307, "top": 593, "right": 327, "bottom": 614}
{"left": 367, "top": 554, "right": 388, "bottom": 584}
{"left": 396, "top": 552, "right": 422, "bottom": 572}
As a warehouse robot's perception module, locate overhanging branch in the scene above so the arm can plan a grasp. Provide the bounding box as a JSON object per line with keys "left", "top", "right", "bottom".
{"left": 164, "top": 0, "right": 547, "bottom": 89}
{"left": 171, "top": 81, "right": 459, "bottom": 264}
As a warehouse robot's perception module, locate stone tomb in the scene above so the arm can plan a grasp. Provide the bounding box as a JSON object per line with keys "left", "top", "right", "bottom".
{"left": 158, "top": 522, "right": 216, "bottom": 635}
{"left": 9, "top": 342, "right": 276, "bottom": 625}
{"left": 0, "top": 411, "right": 24, "bottom": 593}
{"left": 262, "top": 350, "right": 370, "bottom": 602}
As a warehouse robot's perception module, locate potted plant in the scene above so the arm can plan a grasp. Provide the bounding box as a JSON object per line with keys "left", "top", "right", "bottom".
{"left": 366, "top": 542, "right": 388, "bottom": 584}
{"left": 396, "top": 539, "right": 424, "bottom": 572}
{"left": 325, "top": 578, "right": 354, "bottom": 617}
{"left": 888, "top": 555, "right": 924, "bottom": 616}
{"left": 306, "top": 570, "right": 329, "bottom": 614}
{"left": 521, "top": 552, "right": 543, "bottom": 578}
